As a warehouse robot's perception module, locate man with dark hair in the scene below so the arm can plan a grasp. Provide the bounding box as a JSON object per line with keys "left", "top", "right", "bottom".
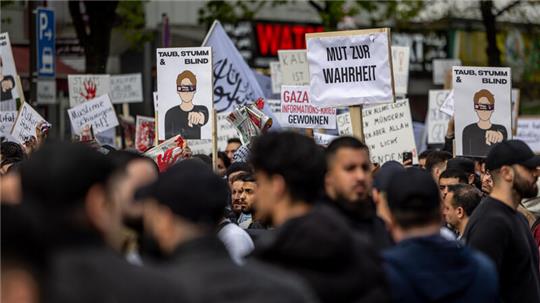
{"left": 439, "top": 168, "right": 468, "bottom": 200}
{"left": 0, "top": 141, "right": 25, "bottom": 175}
{"left": 425, "top": 150, "right": 453, "bottom": 183}
{"left": 138, "top": 159, "right": 316, "bottom": 302}
{"left": 464, "top": 140, "right": 540, "bottom": 302}
{"left": 324, "top": 136, "right": 393, "bottom": 250}
{"left": 372, "top": 160, "right": 405, "bottom": 227}
{"left": 19, "top": 142, "right": 186, "bottom": 303}
{"left": 447, "top": 157, "right": 476, "bottom": 184}
{"left": 225, "top": 138, "right": 242, "bottom": 161}
{"left": 251, "top": 132, "right": 389, "bottom": 303}
{"left": 418, "top": 150, "right": 432, "bottom": 170}
{"left": 237, "top": 173, "right": 258, "bottom": 229}
{"left": 383, "top": 168, "right": 498, "bottom": 302}
{"left": 443, "top": 184, "right": 482, "bottom": 239}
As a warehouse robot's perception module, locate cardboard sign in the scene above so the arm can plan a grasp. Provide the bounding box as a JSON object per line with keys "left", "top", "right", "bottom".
{"left": 439, "top": 89, "right": 454, "bottom": 116}
{"left": 67, "top": 94, "right": 119, "bottom": 135}
{"left": 11, "top": 103, "right": 48, "bottom": 143}
{"left": 278, "top": 50, "right": 310, "bottom": 86}
{"left": 453, "top": 66, "right": 512, "bottom": 157}
{"left": 362, "top": 99, "right": 417, "bottom": 164}
{"left": 433, "top": 59, "right": 461, "bottom": 85}
{"left": 515, "top": 117, "right": 540, "bottom": 153}
{"left": 269, "top": 61, "right": 282, "bottom": 94}
{"left": 157, "top": 47, "right": 213, "bottom": 140}
{"left": 110, "top": 73, "right": 143, "bottom": 104}
{"left": 511, "top": 88, "right": 520, "bottom": 134}
{"left": 306, "top": 28, "right": 394, "bottom": 107}
{"left": 68, "top": 74, "right": 111, "bottom": 107}
{"left": 186, "top": 113, "right": 241, "bottom": 155}
{"left": 337, "top": 112, "right": 353, "bottom": 136}
{"left": 0, "top": 32, "right": 19, "bottom": 101}
{"left": 391, "top": 46, "right": 410, "bottom": 96}
{"left": 427, "top": 90, "right": 451, "bottom": 144}
{"left": 135, "top": 116, "right": 155, "bottom": 152}
{"left": 0, "top": 110, "right": 17, "bottom": 134}
{"left": 279, "top": 85, "right": 336, "bottom": 129}
{"left": 314, "top": 132, "right": 338, "bottom": 146}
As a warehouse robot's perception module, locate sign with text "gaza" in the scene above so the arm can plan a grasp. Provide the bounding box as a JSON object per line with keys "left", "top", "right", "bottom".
{"left": 280, "top": 85, "right": 336, "bottom": 129}
{"left": 306, "top": 28, "right": 394, "bottom": 107}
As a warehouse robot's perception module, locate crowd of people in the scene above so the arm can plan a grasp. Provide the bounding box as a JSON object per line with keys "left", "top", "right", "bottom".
{"left": 1, "top": 129, "right": 540, "bottom": 303}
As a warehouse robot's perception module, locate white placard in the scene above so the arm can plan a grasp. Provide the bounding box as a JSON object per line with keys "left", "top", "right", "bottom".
{"left": 269, "top": 61, "right": 282, "bottom": 94}
{"left": 306, "top": 29, "right": 394, "bottom": 107}
{"left": 68, "top": 74, "right": 111, "bottom": 107}
{"left": 427, "top": 90, "right": 451, "bottom": 144}
{"left": 157, "top": 47, "right": 213, "bottom": 140}
{"left": 337, "top": 112, "right": 353, "bottom": 136}
{"left": 186, "top": 113, "right": 240, "bottom": 155}
{"left": 0, "top": 110, "right": 17, "bottom": 134}
{"left": 391, "top": 46, "right": 410, "bottom": 96}
{"left": 266, "top": 99, "right": 281, "bottom": 115}
{"left": 314, "top": 132, "right": 338, "bottom": 146}
{"left": 454, "top": 66, "right": 512, "bottom": 157}
{"left": 0, "top": 32, "right": 19, "bottom": 102}
{"left": 362, "top": 99, "right": 417, "bottom": 164}
{"left": 95, "top": 127, "right": 117, "bottom": 148}
{"left": 278, "top": 50, "right": 310, "bottom": 86}
{"left": 110, "top": 73, "right": 143, "bottom": 104}
{"left": 515, "top": 117, "right": 540, "bottom": 154}
{"left": 279, "top": 85, "right": 336, "bottom": 129}
{"left": 433, "top": 59, "right": 461, "bottom": 85}
{"left": 11, "top": 103, "right": 48, "bottom": 143}
{"left": 67, "top": 94, "right": 119, "bottom": 135}
{"left": 135, "top": 116, "right": 155, "bottom": 152}
{"left": 37, "top": 79, "right": 56, "bottom": 104}
{"left": 511, "top": 88, "right": 520, "bottom": 133}
{"left": 439, "top": 89, "right": 454, "bottom": 116}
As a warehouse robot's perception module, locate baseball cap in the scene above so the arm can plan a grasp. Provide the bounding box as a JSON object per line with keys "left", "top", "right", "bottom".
{"left": 137, "top": 159, "right": 228, "bottom": 225}
{"left": 386, "top": 168, "right": 440, "bottom": 212}
{"left": 486, "top": 139, "right": 540, "bottom": 171}
{"left": 373, "top": 161, "right": 405, "bottom": 192}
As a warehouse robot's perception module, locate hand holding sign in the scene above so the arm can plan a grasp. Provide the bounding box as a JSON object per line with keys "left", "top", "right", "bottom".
{"left": 485, "top": 130, "right": 504, "bottom": 146}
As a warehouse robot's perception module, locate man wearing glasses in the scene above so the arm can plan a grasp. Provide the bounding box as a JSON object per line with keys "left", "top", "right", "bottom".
{"left": 462, "top": 89, "right": 507, "bottom": 156}
{"left": 165, "top": 70, "right": 209, "bottom": 139}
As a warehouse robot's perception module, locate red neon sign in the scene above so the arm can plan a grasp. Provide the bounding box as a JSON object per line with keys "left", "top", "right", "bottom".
{"left": 256, "top": 22, "right": 324, "bottom": 56}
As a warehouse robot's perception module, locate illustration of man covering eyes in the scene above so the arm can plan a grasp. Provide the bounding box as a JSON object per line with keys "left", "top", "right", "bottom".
{"left": 165, "top": 70, "right": 209, "bottom": 139}
{"left": 462, "top": 89, "right": 507, "bottom": 157}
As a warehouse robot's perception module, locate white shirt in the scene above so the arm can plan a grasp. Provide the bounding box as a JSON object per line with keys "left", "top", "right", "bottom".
{"left": 218, "top": 222, "right": 255, "bottom": 265}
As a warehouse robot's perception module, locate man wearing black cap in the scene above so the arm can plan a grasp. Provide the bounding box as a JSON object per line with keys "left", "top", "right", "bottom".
{"left": 250, "top": 132, "right": 389, "bottom": 303}
{"left": 383, "top": 168, "right": 498, "bottom": 302}
{"left": 372, "top": 160, "right": 405, "bottom": 227}
{"left": 463, "top": 139, "right": 540, "bottom": 303}
{"left": 324, "top": 136, "right": 393, "bottom": 251}
{"left": 138, "top": 159, "right": 317, "bottom": 303}
{"left": 19, "top": 142, "right": 186, "bottom": 303}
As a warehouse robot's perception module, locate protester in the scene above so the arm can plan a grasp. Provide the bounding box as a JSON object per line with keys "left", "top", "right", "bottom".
{"left": 463, "top": 140, "right": 540, "bottom": 302}
{"left": 443, "top": 184, "right": 482, "bottom": 239}
{"left": 480, "top": 169, "right": 493, "bottom": 194}
{"left": 138, "top": 159, "right": 317, "bottom": 302}
{"left": 19, "top": 142, "right": 186, "bottom": 303}
{"left": 438, "top": 168, "right": 468, "bottom": 200}
{"left": 324, "top": 136, "right": 393, "bottom": 250}
{"left": 238, "top": 173, "right": 257, "bottom": 229}
{"left": 216, "top": 151, "right": 231, "bottom": 177}
{"left": 225, "top": 162, "right": 252, "bottom": 187}
{"left": 425, "top": 150, "right": 453, "bottom": 183}
{"left": 250, "top": 132, "right": 389, "bottom": 303}
{"left": 446, "top": 157, "right": 477, "bottom": 185}
{"left": 372, "top": 160, "right": 405, "bottom": 228}
{"left": 217, "top": 212, "right": 255, "bottom": 265}
{"left": 418, "top": 150, "right": 432, "bottom": 170}
{"left": 383, "top": 168, "right": 498, "bottom": 303}
{"left": 0, "top": 141, "right": 25, "bottom": 174}
{"left": 228, "top": 173, "right": 246, "bottom": 222}
{"left": 225, "top": 138, "right": 242, "bottom": 161}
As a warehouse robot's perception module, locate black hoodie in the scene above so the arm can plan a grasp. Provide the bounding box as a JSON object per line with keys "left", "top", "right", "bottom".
{"left": 252, "top": 204, "right": 390, "bottom": 303}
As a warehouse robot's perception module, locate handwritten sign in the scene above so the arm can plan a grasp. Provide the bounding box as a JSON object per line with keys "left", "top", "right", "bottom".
{"left": 362, "top": 99, "right": 417, "bottom": 164}
{"left": 433, "top": 59, "right": 461, "bottom": 85}
{"left": 453, "top": 66, "right": 512, "bottom": 157}
{"left": 314, "top": 132, "right": 338, "bottom": 146}
{"left": 515, "top": 117, "right": 540, "bottom": 153}
{"left": 439, "top": 89, "right": 454, "bottom": 116}
{"left": 0, "top": 110, "right": 16, "bottom": 134}
{"left": 157, "top": 47, "right": 213, "bottom": 140}
{"left": 135, "top": 116, "right": 155, "bottom": 152}
{"left": 337, "top": 112, "right": 353, "bottom": 136}
{"left": 67, "top": 94, "right": 119, "bottom": 135}
{"left": 427, "top": 90, "right": 451, "bottom": 144}
{"left": 68, "top": 74, "right": 111, "bottom": 107}
{"left": 306, "top": 28, "right": 394, "bottom": 107}
{"left": 0, "top": 32, "right": 19, "bottom": 101}
{"left": 279, "top": 85, "right": 336, "bottom": 129}
{"left": 278, "top": 50, "right": 310, "bottom": 86}
{"left": 11, "top": 103, "right": 48, "bottom": 143}
{"left": 110, "top": 73, "right": 143, "bottom": 104}
{"left": 269, "top": 61, "right": 282, "bottom": 94}
{"left": 391, "top": 46, "right": 410, "bottom": 96}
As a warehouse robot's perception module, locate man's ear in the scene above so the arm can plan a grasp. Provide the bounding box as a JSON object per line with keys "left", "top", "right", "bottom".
{"left": 457, "top": 206, "right": 465, "bottom": 219}
{"left": 85, "top": 184, "right": 108, "bottom": 233}
{"left": 468, "top": 174, "right": 475, "bottom": 185}
{"left": 271, "top": 174, "right": 287, "bottom": 201}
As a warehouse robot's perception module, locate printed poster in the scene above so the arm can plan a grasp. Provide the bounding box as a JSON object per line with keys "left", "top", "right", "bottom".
{"left": 0, "top": 32, "right": 19, "bottom": 102}
{"left": 135, "top": 116, "right": 155, "bottom": 152}
{"left": 279, "top": 85, "right": 336, "bottom": 129}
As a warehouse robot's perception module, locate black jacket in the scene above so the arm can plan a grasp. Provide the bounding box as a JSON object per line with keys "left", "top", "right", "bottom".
{"left": 252, "top": 204, "right": 390, "bottom": 303}
{"left": 43, "top": 228, "right": 187, "bottom": 303}
{"left": 162, "top": 235, "right": 318, "bottom": 303}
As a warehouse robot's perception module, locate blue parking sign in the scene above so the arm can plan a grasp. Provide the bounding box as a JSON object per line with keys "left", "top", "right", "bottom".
{"left": 36, "top": 7, "right": 55, "bottom": 78}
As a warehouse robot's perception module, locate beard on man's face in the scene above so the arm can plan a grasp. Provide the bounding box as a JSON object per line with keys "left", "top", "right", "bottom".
{"left": 513, "top": 170, "right": 538, "bottom": 199}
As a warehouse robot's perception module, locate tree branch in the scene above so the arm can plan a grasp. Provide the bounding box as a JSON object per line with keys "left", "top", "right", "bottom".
{"left": 68, "top": 1, "right": 88, "bottom": 47}
{"left": 495, "top": 0, "right": 521, "bottom": 17}
{"left": 308, "top": 0, "right": 324, "bottom": 13}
